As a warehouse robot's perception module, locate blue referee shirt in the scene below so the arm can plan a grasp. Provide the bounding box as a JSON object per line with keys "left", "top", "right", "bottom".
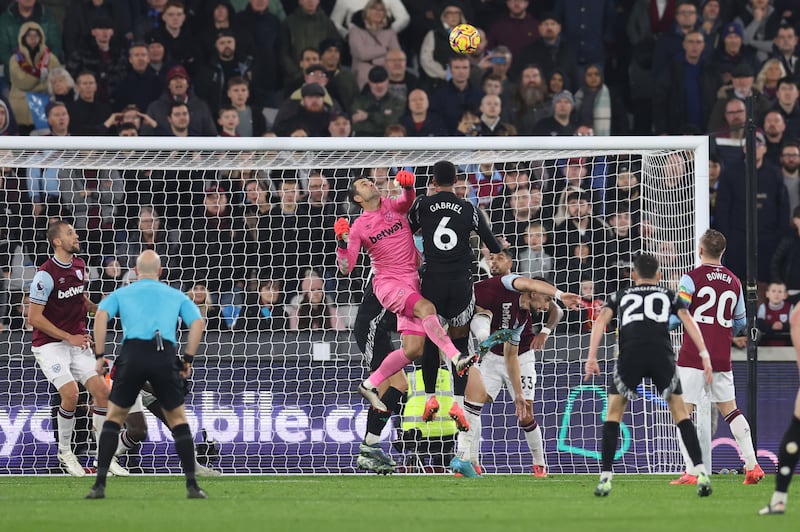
{"left": 98, "top": 279, "right": 202, "bottom": 344}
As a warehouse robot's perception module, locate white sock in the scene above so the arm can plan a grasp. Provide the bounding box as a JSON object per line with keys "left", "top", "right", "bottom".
{"left": 728, "top": 414, "right": 757, "bottom": 470}
{"left": 456, "top": 428, "right": 472, "bottom": 460}
{"left": 364, "top": 433, "right": 380, "bottom": 445}
{"left": 469, "top": 406, "right": 482, "bottom": 465}
{"left": 771, "top": 491, "right": 788, "bottom": 507}
{"left": 92, "top": 407, "right": 107, "bottom": 447}
{"left": 425, "top": 393, "right": 434, "bottom": 402}
{"left": 676, "top": 425, "right": 698, "bottom": 476}
{"left": 470, "top": 313, "right": 491, "bottom": 344}
{"left": 600, "top": 470, "right": 613, "bottom": 482}
{"left": 115, "top": 430, "right": 135, "bottom": 456}
{"left": 56, "top": 407, "right": 75, "bottom": 455}
{"left": 523, "top": 422, "right": 545, "bottom": 466}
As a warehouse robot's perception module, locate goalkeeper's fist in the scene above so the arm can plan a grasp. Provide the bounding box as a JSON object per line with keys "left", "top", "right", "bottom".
{"left": 395, "top": 170, "right": 415, "bottom": 188}
{"left": 334, "top": 217, "right": 351, "bottom": 240}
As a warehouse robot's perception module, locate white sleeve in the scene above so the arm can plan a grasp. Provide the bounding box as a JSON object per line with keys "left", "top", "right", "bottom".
{"left": 420, "top": 31, "right": 446, "bottom": 80}
{"left": 387, "top": 0, "right": 410, "bottom": 33}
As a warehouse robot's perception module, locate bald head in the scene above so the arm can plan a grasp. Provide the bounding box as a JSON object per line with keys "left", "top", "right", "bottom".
{"left": 136, "top": 249, "right": 162, "bottom": 278}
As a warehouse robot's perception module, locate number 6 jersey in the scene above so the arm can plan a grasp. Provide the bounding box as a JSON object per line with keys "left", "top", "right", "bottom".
{"left": 677, "top": 264, "right": 746, "bottom": 372}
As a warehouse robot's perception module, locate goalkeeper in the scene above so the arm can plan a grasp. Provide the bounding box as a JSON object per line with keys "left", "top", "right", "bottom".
{"left": 335, "top": 172, "right": 476, "bottom": 412}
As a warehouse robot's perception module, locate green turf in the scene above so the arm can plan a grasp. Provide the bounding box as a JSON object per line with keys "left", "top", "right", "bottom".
{"left": 0, "top": 475, "right": 793, "bottom": 532}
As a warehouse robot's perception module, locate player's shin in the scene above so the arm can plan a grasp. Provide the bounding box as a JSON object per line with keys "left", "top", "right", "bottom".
{"left": 365, "top": 387, "right": 404, "bottom": 445}
{"left": 92, "top": 406, "right": 108, "bottom": 444}
{"left": 364, "top": 349, "right": 411, "bottom": 389}
{"left": 677, "top": 418, "right": 708, "bottom": 476}
{"left": 172, "top": 423, "right": 198, "bottom": 488}
{"left": 601, "top": 421, "right": 620, "bottom": 474}
{"left": 95, "top": 420, "right": 121, "bottom": 487}
{"left": 421, "top": 315, "right": 460, "bottom": 360}
{"left": 775, "top": 416, "right": 800, "bottom": 495}
{"left": 725, "top": 409, "right": 757, "bottom": 469}
{"left": 56, "top": 407, "right": 76, "bottom": 455}
{"left": 676, "top": 427, "right": 698, "bottom": 476}
{"left": 468, "top": 407, "right": 482, "bottom": 466}
{"left": 521, "top": 418, "right": 545, "bottom": 466}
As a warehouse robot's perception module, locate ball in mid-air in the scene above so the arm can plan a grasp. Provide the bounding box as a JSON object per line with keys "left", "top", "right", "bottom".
{"left": 449, "top": 24, "right": 480, "bottom": 54}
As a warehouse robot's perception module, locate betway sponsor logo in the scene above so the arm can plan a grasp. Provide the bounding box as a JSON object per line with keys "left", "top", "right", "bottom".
{"left": 368, "top": 221, "right": 402, "bottom": 244}
{"left": 0, "top": 392, "right": 392, "bottom": 456}
{"left": 58, "top": 285, "right": 84, "bottom": 299}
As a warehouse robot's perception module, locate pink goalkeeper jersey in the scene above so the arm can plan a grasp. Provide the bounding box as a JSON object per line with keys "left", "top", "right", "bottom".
{"left": 337, "top": 188, "right": 421, "bottom": 280}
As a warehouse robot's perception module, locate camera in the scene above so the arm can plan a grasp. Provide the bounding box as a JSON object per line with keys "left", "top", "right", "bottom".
{"left": 490, "top": 55, "right": 507, "bottom": 65}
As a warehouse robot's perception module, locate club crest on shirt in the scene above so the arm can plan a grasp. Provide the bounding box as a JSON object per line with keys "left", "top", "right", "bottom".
{"left": 76, "top": 269, "right": 83, "bottom": 281}
{"left": 51, "top": 363, "right": 61, "bottom": 374}
{"left": 383, "top": 211, "right": 395, "bottom": 223}
{"left": 58, "top": 277, "right": 65, "bottom": 284}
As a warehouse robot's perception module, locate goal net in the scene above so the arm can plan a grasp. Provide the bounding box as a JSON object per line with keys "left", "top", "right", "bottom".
{"left": 0, "top": 136, "right": 709, "bottom": 475}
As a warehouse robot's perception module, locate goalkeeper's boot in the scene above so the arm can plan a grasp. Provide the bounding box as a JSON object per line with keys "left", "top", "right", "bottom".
{"left": 356, "top": 454, "right": 393, "bottom": 475}
{"left": 478, "top": 328, "right": 514, "bottom": 356}
{"left": 85, "top": 485, "right": 105, "bottom": 499}
{"left": 743, "top": 464, "right": 765, "bottom": 485}
{"left": 450, "top": 456, "right": 479, "bottom": 478}
{"left": 759, "top": 501, "right": 786, "bottom": 515}
{"left": 454, "top": 352, "right": 479, "bottom": 377}
{"left": 107, "top": 457, "right": 130, "bottom": 477}
{"left": 358, "top": 382, "right": 388, "bottom": 411}
{"left": 58, "top": 451, "right": 86, "bottom": 477}
{"left": 594, "top": 477, "right": 612, "bottom": 497}
{"left": 448, "top": 403, "right": 470, "bottom": 432}
{"left": 532, "top": 464, "right": 548, "bottom": 478}
{"left": 359, "top": 442, "right": 396, "bottom": 467}
{"left": 187, "top": 485, "right": 208, "bottom": 499}
{"left": 455, "top": 464, "right": 483, "bottom": 477}
{"left": 422, "top": 396, "right": 440, "bottom": 422}
{"left": 669, "top": 472, "right": 697, "bottom": 485}
{"left": 696, "top": 472, "right": 712, "bottom": 497}
{"left": 195, "top": 461, "right": 222, "bottom": 477}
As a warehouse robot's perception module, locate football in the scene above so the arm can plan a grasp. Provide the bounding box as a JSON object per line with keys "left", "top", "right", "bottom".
{"left": 449, "top": 24, "right": 480, "bottom": 54}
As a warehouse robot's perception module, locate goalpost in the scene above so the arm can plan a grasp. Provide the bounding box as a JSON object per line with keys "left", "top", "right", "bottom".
{"left": 0, "top": 135, "right": 709, "bottom": 475}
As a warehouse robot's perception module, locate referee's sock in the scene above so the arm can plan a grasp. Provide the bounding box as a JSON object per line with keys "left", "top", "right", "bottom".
{"left": 95, "top": 421, "right": 121, "bottom": 487}
{"left": 172, "top": 423, "right": 198, "bottom": 488}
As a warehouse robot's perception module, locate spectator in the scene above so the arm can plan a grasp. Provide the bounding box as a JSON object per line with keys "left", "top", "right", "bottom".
{"left": 186, "top": 282, "right": 221, "bottom": 330}
{"left": 111, "top": 41, "right": 161, "bottom": 112}
{"left": 652, "top": 0, "right": 700, "bottom": 75}
{"left": 283, "top": 47, "right": 322, "bottom": 97}
{"left": 772, "top": 206, "right": 800, "bottom": 293}
{"left": 735, "top": 0, "right": 785, "bottom": 64}
{"left": 516, "top": 221, "right": 554, "bottom": 282}
{"left": 351, "top": 65, "right": 404, "bottom": 136}
{"left": 574, "top": 63, "right": 627, "bottom": 136}
{"left": 771, "top": 24, "right": 800, "bottom": 84}
{"left": 756, "top": 57, "right": 787, "bottom": 102}
{"left": 0, "top": 1, "right": 62, "bottom": 70}
{"left": 604, "top": 204, "right": 641, "bottom": 294}
{"left": 243, "top": 279, "right": 287, "bottom": 331}
{"left": 515, "top": 12, "right": 576, "bottom": 90}
{"left": 493, "top": 184, "right": 547, "bottom": 248}
{"left": 780, "top": 140, "right": 800, "bottom": 218}
{"left": 489, "top": 161, "right": 535, "bottom": 216}
{"left": 133, "top": 0, "right": 167, "bottom": 41}
{"left": 419, "top": 1, "right": 464, "bottom": 83}
{"left": 475, "top": 93, "right": 514, "bottom": 136}
{"left": 699, "top": 0, "right": 723, "bottom": 52}
{"left": 195, "top": 29, "right": 275, "bottom": 113}
{"left": 239, "top": 177, "right": 271, "bottom": 271}
{"left": 763, "top": 109, "right": 787, "bottom": 165}
{"left": 554, "top": 0, "right": 615, "bottom": 75}
{"left": 0, "top": 95, "right": 18, "bottom": 134}
{"left": 147, "top": 0, "right": 200, "bottom": 74}
{"left": 273, "top": 82, "right": 332, "bottom": 136}
{"left": 756, "top": 281, "right": 792, "bottom": 346}
{"left": 318, "top": 38, "right": 360, "bottom": 112}
{"left": 398, "top": 87, "right": 447, "bottom": 137}
{"left": 66, "top": 71, "right": 112, "bottom": 135}
{"left": 712, "top": 21, "right": 759, "bottom": 87}
{"left": 709, "top": 63, "right": 773, "bottom": 131}
{"left": 605, "top": 161, "right": 642, "bottom": 227}
{"left": 464, "top": 161, "right": 504, "bottom": 209}
{"left": 327, "top": 109, "right": 353, "bottom": 137}
{"left": 428, "top": 55, "right": 483, "bottom": 134}
{"left": 509, "top": 64, "right": 550, "bottom": 135}
{"left": 773, "top": 76, "right": 800, "bottom": 140}
{"left": 145, "top": 32, "right": 170, "bottom": 82}
{"left": 42, "top": 98, "right": 68, "bottom": 135}
{"left": 217, "top": 105, "right": 239, "bottom": 136}
{"left": 197, "top": 1, "right": 254, "bottom": 63}
{"left": 234, "top": 0, "right": 281, "bottom": 83}
{"left": 280, "top": 0, "right": 339, "bottom": 82}
{"left": 87, "top": 256, "right": 124, "bottom": 304}
{"left": 330, "top": 0, "right": 409, "bottom": 38}
{"left": 104, "top": 104, "right": 158, "bottom": 135}
{"left": 143, "top": 64, "right": 217, "bottom": 136}
{"left": 486, "top": 0, "right": 538, "bottom": 60}
{"left": 65, "top": 16, "right": 127, "bottom": 103}
{"left": 296, "top": 171, "right": 341, "bottom": 294}
{"left": 481, "top": 72, "right": 512, "bottom": 123}
{"left": 226, "top": 76, "right": 266, "bottom": 137}
{"left": 715, "top": 130, "right": 790, "bottom": 283}
{"left": 531, "top": 89, "right": 575, "bottom": 136}
{"left": 551, "top": 190, "right": 609, "bottom": 290}
{"left": 8, "top": 21, "right": 60, "bottom": 134}
{"left": 282, "top": 63, "right": 342, "bottom": 112}
{"left": 348, "top": 0, "right": 400, "bottom": 89}
{"left": 46, "top": 65, "right": 75, "bottom": 103}
{"left": 547, "top": 68, "right": 568, "bottom": 95}
{"left": 62, "top": 0, "right": 130, "bottom": 59}
{"left": 265, "top": 179, "right": 303, "bottom": 292}
{"left": 287, "top": 268, "right": 346, "bottom": 331}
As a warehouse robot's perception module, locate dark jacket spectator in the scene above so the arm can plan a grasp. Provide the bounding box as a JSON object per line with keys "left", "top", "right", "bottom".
{"left": 62, "top": 0, "right": 131, "bottom": 59}
{"left": 0, "top": 0, "right": 62, "bottom": 67}
{"left": 143, "top": 64, "right": 217, "bottom": 136}
{"left": 554, "top": 0, "right": 615, "bottom": 69}
{"left": 514, "top": 12, "right": 578, "bottom": 89}
{"left": 111, "top": 41, "right": 162, "bottom": 112}
{"left": 65, "top": 18, "right": 128, "bottom": 103}
{"left": 280, "top": 1, "right": 339, "bottom": 81}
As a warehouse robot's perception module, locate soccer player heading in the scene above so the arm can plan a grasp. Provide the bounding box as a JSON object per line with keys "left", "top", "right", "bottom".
{"left": 28, "top": 220, "right": 128, "bottom": 478}
{"left": 334, "top": 170, "right": 477, "bottom": 412}
{"left": 585, "top": 253, "right": 714, "bottom": 498}
{"left": 672, "top": 229, "right": 763, "bottom": 486}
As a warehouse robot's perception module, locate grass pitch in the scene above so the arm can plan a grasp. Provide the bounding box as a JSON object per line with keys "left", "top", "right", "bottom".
{"left": 0, "top": 474, "right": 793, "bottom": 532}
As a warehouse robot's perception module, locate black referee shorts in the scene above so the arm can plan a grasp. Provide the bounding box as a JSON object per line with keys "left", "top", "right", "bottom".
{"left": 420, "top": 271, "right": 475, "bottom": 327}
{"left": 109, "top": 339, "right": 186, "bottom": 411}
{"left": 609, "top": 347, "right": 683, "bottom": 401}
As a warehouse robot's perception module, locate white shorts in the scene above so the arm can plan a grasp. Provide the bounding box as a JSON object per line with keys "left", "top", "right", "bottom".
{"left": 32, "top": 341, "right": 99, "bottom": 390}
{"left": 479, "top": 350, "right": 536, "bottom": 402}
{"left": 678, "top": 366, "right": 736, "bottom": 405}
{"left": 128, "top": 393, "right": 144, "bottom": 414}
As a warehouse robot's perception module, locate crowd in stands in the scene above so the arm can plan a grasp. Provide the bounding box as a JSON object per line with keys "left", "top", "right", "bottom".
{"left": 1, "top": 0, "right": 800, "bottom": 345}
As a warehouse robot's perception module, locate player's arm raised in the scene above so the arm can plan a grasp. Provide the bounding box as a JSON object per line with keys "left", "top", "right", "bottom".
{"left": 584, "top": 306, "right": 613, "bottom": 381}
{"left": 510, "top": 276, "right": 580, "bottom": 309}
{"left": 503, "top": 341, "right": 530, "bottom": 420}
{"left": 389, "top": 170, "right": 416, "bottom": 212}
{"left": 532, "top": 301, "right": 563, "bottom": 350}
{"left": 334, "top": 218, "right": 359, "bottom": 275}
{"left": 677, "top": 307, "right": 713, "bottom": 384}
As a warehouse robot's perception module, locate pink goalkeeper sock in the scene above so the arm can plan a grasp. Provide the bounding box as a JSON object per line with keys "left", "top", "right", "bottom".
{"left": 366, "top": 348, "right": 411, "bottom": 388}
{"left": 422, "top": 315, "right": 460, "bottom": 360}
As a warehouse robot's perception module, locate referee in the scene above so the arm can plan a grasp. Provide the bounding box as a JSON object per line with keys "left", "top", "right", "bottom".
{"left": 85, "top": 250, "right": 206, "bottom": 499}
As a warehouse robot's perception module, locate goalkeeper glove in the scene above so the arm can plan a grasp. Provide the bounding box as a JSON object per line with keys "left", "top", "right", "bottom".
{"left": 334, "top": 218, "right": 350, "bottom": 248}
{"left": 395, "top": 170, "right": 415, "bottom": 188}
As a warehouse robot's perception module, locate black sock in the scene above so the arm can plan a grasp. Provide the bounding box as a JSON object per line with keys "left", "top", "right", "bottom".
{"left": 365, "top": 387, "right": 404, "bottom": 438}
{"left": 172, "top": 423, "right": 197, "bottom": 488}
{"left": 421, "top": 339, "right": 440, "bottom": 394}
{"left": 95, "top": 421, "right": 121, "bottom": 487}
{"left": 776, "top": 416, "right": 800, "bottom": 494}
{"left": 452, "top": 337, "right": 469, "bottom": 396}
{"left": 601, "top": 421, "right": 619, "bottom": 472}
{"left": 677, "top": 418, "right": 703, "bottom": 469}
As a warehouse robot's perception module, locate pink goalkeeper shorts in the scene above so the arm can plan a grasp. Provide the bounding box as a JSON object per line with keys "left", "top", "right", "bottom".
{"left": 372, "top": 274, "right": 425, "bottom": 336}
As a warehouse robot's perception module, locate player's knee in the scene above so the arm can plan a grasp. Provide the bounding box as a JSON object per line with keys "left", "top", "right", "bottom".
{"left": 415, "top": 298, "right": 436, "bottom": 317}
{"left": 470, "top": 313, "right": 491, "bottom": 343}
{"left": 125, "top": 414, "right": 148, "bottom": 442}
{"left": 60, "top": 388, "right": 80, "bottom": 409}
